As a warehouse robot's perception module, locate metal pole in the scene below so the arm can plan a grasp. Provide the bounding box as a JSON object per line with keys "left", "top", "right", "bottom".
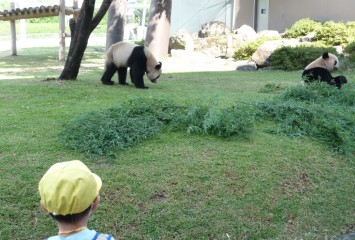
{"left": 10, "top": 2, "right": 17, "bottom": 56}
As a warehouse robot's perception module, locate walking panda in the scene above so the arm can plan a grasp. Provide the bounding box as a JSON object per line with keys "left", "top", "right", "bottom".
{"left": 101, "top": 42, "right": 162, "bottom": 89}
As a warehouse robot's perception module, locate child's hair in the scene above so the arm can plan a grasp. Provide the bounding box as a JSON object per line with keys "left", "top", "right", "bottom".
{"left": 49, "top": 204, "right": 92, "bottom": 223}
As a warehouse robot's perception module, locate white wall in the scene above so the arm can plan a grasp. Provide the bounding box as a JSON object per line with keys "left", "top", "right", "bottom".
{"left": 171, "top": 0, "right": 234, "bottom": 35}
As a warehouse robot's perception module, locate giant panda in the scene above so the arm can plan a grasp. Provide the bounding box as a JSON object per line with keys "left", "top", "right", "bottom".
{"left": 302, "top": 67, "right": 348, "bottom": 89}
{"left": 101, "top": 42, "right": 162, "bottom": 89}
{"left": 301, "top": 52, "right": 347, "bottom": 88}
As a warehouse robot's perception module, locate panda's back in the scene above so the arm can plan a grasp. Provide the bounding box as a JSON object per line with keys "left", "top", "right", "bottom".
{"left": 108, "top": 42, "right": 139, "bottom": 67}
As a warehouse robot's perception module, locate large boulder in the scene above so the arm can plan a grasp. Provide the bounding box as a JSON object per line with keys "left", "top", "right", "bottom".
{"left": 236, "top": 60, "right": 257, "bottom": 71}
{"left": 299, "top": 32, "right": 316, "bottom": 42}
{"left": 252, "top": 39, "right": 299, "bottom": 67}
{"left": 235, "top": 25, "right": 257, "bottom": 42}
{"left": 198, "top": 21, "right": 232, "bottom": 38}
{"left": 169, "top": 29, "right": 195, "bottom": 51}
{"left": 194, "top": 35, "right": 237, "bottom": 58}
{"left": 256, "top": 30, "right": 280, "bottom": 39}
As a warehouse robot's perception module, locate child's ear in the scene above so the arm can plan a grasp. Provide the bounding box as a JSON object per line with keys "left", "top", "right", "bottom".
{"left": 40, "top": 201, "right": 49, "bottom": 213}
{"left": 91, "top": 196, "right": 100, "bottom": 213}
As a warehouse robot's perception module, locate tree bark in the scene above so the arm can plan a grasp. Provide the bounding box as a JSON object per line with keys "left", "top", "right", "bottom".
{"left": 145, "top": 0, "right": 172, "bottom": 60}
{"left": 59, "top": 0, "right": 113, "bottom": 80}
{"left": 106, "top": 0, "right": 127, "bottom": 51}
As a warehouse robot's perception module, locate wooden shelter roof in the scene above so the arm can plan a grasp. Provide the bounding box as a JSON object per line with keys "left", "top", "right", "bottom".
{"left": 0, "top": 5, "right": 74, "bottom": 21}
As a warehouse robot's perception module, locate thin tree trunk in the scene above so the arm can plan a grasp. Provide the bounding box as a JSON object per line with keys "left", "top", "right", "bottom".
{"left": 59, "top": 0, "right": 113, "bottom": 80}
{"left": 145, "top": 0, "right": 172, "bottom": 60}
{"left": 106, "top": 0, "right": 127, "bottom": 51}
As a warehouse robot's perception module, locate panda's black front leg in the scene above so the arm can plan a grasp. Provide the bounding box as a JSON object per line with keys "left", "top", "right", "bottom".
{"left": 101, "top": 63, "right": 116, "bottom": 85}
{"left": 130, "top": 68, "right": 148, "bottom": 89}
{"left": 117, "top": 67, "right": 129, "bottom": 86}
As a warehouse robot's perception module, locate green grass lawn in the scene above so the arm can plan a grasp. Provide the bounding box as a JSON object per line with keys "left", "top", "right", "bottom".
{"left": 0, "top": 46, "right": 354, "bottom": 240}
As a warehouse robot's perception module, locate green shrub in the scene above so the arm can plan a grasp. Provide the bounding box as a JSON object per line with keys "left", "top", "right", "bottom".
{"left": 271, "top": 46, "right": 337, "bottom": 71}
{"left": 134, "top": 39, "right": 145, "bottom": 46}
{"left": 284, "top": 19, "right": 355, "bottom": 46}
{"left": 284, "top": 18, "right": 322, "bottom": 38}
{"left": 346, "top": 21, "right": 355, "bottom": 41}
{"left": 233, "top": 36, "right": 280, "bottom": 61}
{"left": 344, "top": 41, "right": 355, "bottom": 61}
{"left": 315, "top": 21, "right": 350, "bottom": 46}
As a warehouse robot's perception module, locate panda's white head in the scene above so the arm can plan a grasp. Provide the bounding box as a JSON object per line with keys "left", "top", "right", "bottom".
{"left": 321, "top": 52, "right": 339, "bottom": 71}
{"left": 305, "top": 52, "right": 339, "bottom": 72}
{"left": 147, "top": 61, "right": 162, "bottom": 83}
{"left": 144, "top": 48, "right": 162, "bottom": 83}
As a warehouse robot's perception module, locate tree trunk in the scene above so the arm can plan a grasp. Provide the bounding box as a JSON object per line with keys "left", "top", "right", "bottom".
{"left": 59, "top": 0, "right": 113, "bottom": 80}
{"left": 106, "top": 0, "right": 127, "bottom": 51}
{"left": 145, "top": 0, "right": 172, "bottom": 60}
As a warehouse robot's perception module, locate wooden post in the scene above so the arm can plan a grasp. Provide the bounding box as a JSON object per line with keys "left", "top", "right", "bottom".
{"left": 59, "top": 0, "right": 66, "bottom": 61}
{"left": 10, "top": 2, "right": 17, "bottom": 56}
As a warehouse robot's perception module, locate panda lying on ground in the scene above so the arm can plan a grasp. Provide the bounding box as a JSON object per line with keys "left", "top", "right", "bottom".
{"left": 302, "top": 67, "right": 348, "bottom": 89}
{"left": 101, "top": 42, "right": 162, "bottom": 89}
{"left": 301, "top": 52, "right": 348, "bottom": 89}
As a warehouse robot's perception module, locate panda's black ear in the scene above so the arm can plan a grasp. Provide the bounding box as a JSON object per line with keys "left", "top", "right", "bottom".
{"left": 155, "top": 61, "right": 162, "bottom": 70}
{"left": 322, "top": 52, "right": 330, "bottom": 59}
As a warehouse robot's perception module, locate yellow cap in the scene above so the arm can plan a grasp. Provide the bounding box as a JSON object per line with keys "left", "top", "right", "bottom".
{"left": 38, "top": 160, "right": 102, "bottom": 216}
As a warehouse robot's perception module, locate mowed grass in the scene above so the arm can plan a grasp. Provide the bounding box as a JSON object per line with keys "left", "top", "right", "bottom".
{"left": 0, "top": 47, "right": 354, "bottom": 240}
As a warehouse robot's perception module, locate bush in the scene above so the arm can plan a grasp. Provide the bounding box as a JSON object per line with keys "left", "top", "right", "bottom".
{"left": 284, "top": 18, "right": 322, "bottom": 38}
{"left": 284, "top": 19, "right": 355, "bottom": 46}
{"left": 315, "top": 21, "right": 350, "bottom": 46}
{"left": 233, "top": 36, "right": 280, "bottom": 61}
{"left": 344, "top": 41, "right": 355, "bottom": 61}
{"left": 271, "top": 46, "right": 337, "bottom": 71}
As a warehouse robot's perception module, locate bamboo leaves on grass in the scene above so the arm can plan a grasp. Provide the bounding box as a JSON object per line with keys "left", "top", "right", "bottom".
{"left": 61, "top": 83, "right": 354, "bottom": 160}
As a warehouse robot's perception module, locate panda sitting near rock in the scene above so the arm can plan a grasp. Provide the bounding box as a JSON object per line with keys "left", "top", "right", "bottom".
{"left": 301, "top": 52, "right": 348, "bottom": 89}
{"left": 101, "top": 42, "right": 162, "bottom": 89}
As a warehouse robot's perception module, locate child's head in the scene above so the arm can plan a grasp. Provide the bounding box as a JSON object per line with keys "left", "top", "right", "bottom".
{"left": 38, "top": 160, "right": 102, "bottom": 223}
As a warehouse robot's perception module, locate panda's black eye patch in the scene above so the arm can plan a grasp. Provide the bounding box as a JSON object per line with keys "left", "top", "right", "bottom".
{"left": 334, "top": 61, "right": 338, "bottom": 66}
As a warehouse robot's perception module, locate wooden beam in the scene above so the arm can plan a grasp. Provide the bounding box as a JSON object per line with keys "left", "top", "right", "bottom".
{"left": 0, "top": 7, "right": 73, "bottom": 21}
{"left": 59, "top": 0, "right": 66, "bottom": 61}
{"left": 1, "top": 11, "right": 59, "bottom": 21}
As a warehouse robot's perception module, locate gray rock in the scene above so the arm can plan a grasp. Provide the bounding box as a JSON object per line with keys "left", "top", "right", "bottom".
{"left": 300, "top": 32, "right": 316, "bottom": 42}
{"left": 235, "top": 24, "right": 257, "bottom": 42}
{"left": 199, "top": 21, "right": 232, "bottom": 38}
{"left": 257, "top": 30, "right": 280, "bottom": 39}
{"left": 169, "top": 29, "right": 195, "bottom": 51}
{"left": 236, "top": 60, "right": 257, "bottom": 71}
{"left": 252, "top": 39, "right": 299, "bottom": 67}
